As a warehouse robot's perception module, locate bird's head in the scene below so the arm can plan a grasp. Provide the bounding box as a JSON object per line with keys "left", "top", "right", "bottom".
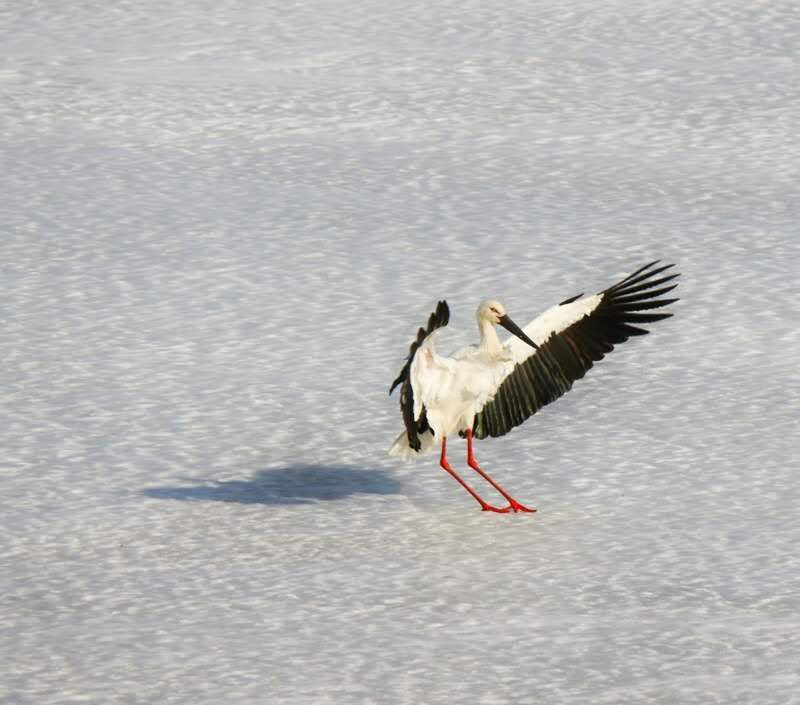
{"left": 477, "top": 299, "right": 506, "bottom": 325}
{"left": 477, "top": 299, "right": 539, "bottom": 350}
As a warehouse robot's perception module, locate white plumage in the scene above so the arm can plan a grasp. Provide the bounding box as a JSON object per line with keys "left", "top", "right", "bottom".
{"left": 389, "top": 294, "right": 603, "bottom": 459}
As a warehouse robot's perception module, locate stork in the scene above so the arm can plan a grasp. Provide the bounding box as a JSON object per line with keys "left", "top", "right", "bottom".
{"left": 389, "top": 261, "right": 679, "bottom": 513}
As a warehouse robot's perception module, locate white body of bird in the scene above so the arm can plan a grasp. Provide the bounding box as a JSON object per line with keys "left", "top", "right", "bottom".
{"left": 389, "top": 294, "right": 601, "bottom": 459}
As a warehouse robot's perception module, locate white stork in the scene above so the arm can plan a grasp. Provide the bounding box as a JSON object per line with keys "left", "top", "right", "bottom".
{"left": 389, "top": 261, "right": 679, "bottom": 513}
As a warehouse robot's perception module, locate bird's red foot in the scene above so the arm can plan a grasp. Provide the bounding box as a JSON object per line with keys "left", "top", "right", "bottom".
{"left": 505, "top": 500, "right": 537, "bottom": 513}
{"left": 480, "top": 503, "right": 511, "bottom": 513}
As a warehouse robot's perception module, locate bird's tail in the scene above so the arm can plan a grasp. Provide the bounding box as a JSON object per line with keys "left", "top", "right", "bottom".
{"left": 388, "top": 429, "right": 437, "bottom": 460}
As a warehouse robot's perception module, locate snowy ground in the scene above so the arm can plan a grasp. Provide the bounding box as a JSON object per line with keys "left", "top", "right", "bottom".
{"left": 2, "top": 1, "right": 799, "bottom": 703}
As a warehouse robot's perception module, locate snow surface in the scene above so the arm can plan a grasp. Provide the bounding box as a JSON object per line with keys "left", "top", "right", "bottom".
{"left": 2, "top": 1, "right": 799, "bottom": 703}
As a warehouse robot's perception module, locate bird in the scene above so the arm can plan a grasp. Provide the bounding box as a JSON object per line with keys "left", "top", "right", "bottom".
{"left": 388, "top": 260, "right": 679, "bottom": 513}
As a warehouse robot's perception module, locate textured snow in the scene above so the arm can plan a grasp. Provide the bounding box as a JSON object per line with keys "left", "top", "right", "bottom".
{"left": 2, "top": 1, "right": 798, "bottom": 703}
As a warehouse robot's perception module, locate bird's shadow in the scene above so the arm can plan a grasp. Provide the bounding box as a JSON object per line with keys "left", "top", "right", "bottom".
{"left": 142, "top": 465, "right": 403, "bottom": 506}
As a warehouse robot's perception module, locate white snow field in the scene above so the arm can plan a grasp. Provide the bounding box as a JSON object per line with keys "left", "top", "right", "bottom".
{"left": 2, "top": 1, "right": 798, "bottom": 703}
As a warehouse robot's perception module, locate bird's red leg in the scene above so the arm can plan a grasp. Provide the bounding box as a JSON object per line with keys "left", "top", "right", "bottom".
{"left": 439, "top": 437, "right": 509, "bottom": 513}
{"left": 466, "top": 429, "right": 536, "bottom": 513}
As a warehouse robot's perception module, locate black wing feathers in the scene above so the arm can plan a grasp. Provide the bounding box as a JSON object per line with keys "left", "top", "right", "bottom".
{"left": 472, "top": 262, "right": 679, "bottom": 440}
{"left": 390, "top": 300, "right": 449, "bottom": 451}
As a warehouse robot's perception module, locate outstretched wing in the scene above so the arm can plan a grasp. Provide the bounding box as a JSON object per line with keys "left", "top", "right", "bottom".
{"left": 472, "top": 261, "right": 679, "bottom": 439}
{"left": 389, "top": 300, "right": 450, "bottom": 451}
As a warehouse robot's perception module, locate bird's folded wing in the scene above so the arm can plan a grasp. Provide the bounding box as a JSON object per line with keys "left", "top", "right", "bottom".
{"left": 389, "top": 300, "right": 450, "bottom": 452}
{"left": 409, "top": 330, "right": 457, "bottom": 419}
{"left": 472, "top": 261, "right": 679, "bottom": 439}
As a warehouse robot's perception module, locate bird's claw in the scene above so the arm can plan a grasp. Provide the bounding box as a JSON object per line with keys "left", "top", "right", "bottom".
{"left": 480, "top": 504, "right": 511, "bottom": 513}
{"left": 478, "top": 500, "right": 536, "bottom": 513}
{"left": 506, "top": 501, "right": 536, "bottom": 513}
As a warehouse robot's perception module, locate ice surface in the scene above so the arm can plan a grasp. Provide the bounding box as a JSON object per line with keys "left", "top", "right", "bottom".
{"left": 1, "top": 1, "right": 798, "bottom": 703}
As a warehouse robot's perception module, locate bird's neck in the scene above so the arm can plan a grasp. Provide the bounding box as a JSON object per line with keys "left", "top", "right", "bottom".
{"left": 478, "top": 320, "right": 504, "bottom": 356}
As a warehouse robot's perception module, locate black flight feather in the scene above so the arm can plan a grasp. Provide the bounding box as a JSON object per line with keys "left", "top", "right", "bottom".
{"left": 390, "top": 300, "right": 450, "bottom": 451}
{"left": 472, "top": 262, "right": 679, "bottom": 440}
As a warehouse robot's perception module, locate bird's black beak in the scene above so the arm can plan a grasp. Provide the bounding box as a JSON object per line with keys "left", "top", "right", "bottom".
{"left": 499, "top": 314, "right": 539, "bottom": 350}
